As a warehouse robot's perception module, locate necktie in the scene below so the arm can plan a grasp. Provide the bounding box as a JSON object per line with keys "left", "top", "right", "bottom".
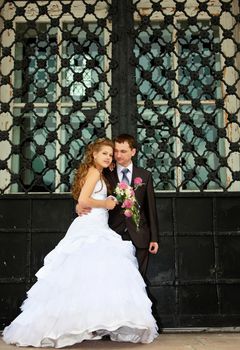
{"left": 121, "top": 168, "right": 130, "bottom": 185}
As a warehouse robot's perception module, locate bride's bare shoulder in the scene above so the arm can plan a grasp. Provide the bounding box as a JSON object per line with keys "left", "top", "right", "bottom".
{"left": 86, "top": 167, "right": 101, "bottom": 180}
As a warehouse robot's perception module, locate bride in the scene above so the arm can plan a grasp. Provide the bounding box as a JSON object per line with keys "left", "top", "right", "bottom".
{"left": 3, "top": 138, "right": 158, "bottom": 348}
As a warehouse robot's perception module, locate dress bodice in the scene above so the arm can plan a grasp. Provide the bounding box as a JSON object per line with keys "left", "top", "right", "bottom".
{"left": 73, "top": 179, "right": 109, "bottom": 228}
{"left": 91, "top": 180, "right": 107, "bottom": 200}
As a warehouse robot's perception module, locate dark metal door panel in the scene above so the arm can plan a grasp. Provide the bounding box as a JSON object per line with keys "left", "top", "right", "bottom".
{"left": 1, "top": 194, "right": 240, "bottom": 329}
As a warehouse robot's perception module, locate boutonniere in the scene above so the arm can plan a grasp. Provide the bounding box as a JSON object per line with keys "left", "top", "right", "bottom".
{"left": 133, "top": 177, "right": 144, "bottom": 189}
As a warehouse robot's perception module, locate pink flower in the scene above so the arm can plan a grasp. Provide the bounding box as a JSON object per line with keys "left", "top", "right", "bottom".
{"left": 134, "top": 177, "right": 143, "bottom": 185}
{"left": 122, "top": 199, "right": 133, "bottom": 209}
{"left": 124, "top": 209, "right": 133, "bottom": 217}
{"left": 118, "top": 182, "right": 128, "bottom": 190}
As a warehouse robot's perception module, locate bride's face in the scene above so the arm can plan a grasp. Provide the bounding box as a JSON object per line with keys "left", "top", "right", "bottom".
{"left": 93, "top": 145, "right": 113, "bottom": 169}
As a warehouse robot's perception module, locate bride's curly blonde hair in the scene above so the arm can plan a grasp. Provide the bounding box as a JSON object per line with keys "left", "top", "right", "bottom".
{"left": 71, "top": 138, "right": 114, "bottom": 200}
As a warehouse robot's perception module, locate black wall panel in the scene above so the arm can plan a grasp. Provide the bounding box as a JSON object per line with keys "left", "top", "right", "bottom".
{"left": 1, "top": 193, "right": 240, "bottom": 329}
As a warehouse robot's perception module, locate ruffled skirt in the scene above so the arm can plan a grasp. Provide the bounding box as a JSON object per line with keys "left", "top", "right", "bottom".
{"left": 3, "top": 211, "right": 158, "bottom": 347}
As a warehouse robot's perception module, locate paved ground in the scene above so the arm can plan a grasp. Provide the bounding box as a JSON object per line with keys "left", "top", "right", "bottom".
{"left": 1, "top": 333, "right": 240, "bottom": 350}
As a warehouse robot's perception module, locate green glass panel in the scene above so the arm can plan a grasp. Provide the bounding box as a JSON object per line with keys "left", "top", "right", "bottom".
{"left": 178, "top": 20, "right": 221, "bottom": 100}
{"left": 61, "top": 23, "right": 105, "bottom": 103}
{"left": 14, "top": 23, "right": 57, "bottom": 103}
{"left": 134, "top": 23, "right": 173, "bottom": 101}
{"left": 179, "top": 105, "right": 226, "bottom": 190}
{"left": 11, "top": 108, "right": 56, "bottom": 192}
{"left": 137, "top": 106, "right": 176, "bottom": 190}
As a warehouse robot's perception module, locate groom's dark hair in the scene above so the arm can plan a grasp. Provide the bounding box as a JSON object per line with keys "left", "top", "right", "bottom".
{"left": 114, "top": 134, "right": 137, "bottom": 150}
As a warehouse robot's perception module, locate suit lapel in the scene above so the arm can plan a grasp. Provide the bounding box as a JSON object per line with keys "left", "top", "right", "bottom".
{"left": 109, "top": 168, "right": 119, "bottom": 189}
{"left": 131, "top": 165, "right": 140, "bottom": 186}
{"left": 131, "top": 166, "right": 145, "bottom": 202}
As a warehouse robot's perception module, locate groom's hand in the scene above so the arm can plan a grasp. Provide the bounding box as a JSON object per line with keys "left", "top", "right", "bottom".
{"left": 149, "top": 242, "right": 159, "bottom": 254}
{"left": 76, "top": 203, "right": 91, "bottom": 216}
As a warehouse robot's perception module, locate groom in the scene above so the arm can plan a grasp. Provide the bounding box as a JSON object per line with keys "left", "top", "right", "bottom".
{"left": 77, "top": 134, "right": 159, "bottom": 276}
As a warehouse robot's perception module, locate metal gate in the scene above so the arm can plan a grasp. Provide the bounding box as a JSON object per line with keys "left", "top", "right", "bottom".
{"left": 1, "top": 0, "right": 240, "bottom": 330}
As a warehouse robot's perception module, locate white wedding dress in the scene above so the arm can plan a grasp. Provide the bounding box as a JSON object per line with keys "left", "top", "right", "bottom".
{"left": 3, "top": 180, "right": 158, "bottom": 348}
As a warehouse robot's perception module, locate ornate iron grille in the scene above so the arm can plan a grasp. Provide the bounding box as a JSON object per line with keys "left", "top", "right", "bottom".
{"left": 0, "top": 0, "right": 114, "bottom": 193}
{"left": 133, "top": 0, "right": 240, "bottom": 191}
{"left": 0, "top": 0, "right": 240, "bottom": 193}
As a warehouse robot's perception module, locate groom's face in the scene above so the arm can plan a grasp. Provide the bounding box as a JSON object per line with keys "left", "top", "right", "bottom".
{"left": 114, "top": 141, "right": 136, "bottom": 167}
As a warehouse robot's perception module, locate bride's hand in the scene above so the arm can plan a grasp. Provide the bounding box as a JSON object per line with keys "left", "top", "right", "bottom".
{"left": 76, "top": 203, "right": 92, "bottom": 216}
{"left": 105, "top": 197, "right": 117, "bottom": 210}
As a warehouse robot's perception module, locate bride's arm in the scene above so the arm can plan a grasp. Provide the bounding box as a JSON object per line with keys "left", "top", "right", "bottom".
{"left": 78, "top": 168, "right": 116, "bottom": 210}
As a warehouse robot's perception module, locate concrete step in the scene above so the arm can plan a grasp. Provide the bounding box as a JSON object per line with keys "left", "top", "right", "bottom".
{"left": 1, "top": 333, "right": 240, "bottom": 350}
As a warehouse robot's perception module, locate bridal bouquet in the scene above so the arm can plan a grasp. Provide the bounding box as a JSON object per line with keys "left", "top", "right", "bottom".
{"left": 114, "top": 177, "right": 143, "bottom": 230}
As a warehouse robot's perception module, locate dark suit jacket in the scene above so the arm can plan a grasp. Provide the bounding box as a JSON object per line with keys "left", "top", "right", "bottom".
{"left": 104, "top": 166, "right": 158, "bottom": 248}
